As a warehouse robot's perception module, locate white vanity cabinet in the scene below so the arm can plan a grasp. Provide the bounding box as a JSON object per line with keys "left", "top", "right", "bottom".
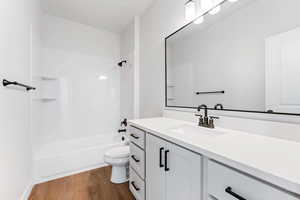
{"left": 129, "top": 122, "right": 300, "bottom": 200}
{"left": 146, "top": 134, "right": 202, "bottom": 200}
{"left": 129, "top": 126, "right": 146, "bottom": 200}
{"left": 207, "top": 160, "right": 299, "bottom": 200}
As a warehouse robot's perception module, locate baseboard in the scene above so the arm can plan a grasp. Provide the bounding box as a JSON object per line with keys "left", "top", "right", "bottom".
{"left": 20, "top": 181, "right": 34, "bottom": 200}
{"left": 34, "top": 163, "right": 109, "bottom": 184}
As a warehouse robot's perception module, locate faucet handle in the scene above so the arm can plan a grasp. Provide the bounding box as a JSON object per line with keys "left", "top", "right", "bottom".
{"left": 214, "top": 104, "right": 224, "bottom": 110}
{"left": 195, "top": 114, "right": 204, "bottom": 126}
{"left": 208, "top": 116, "right": 219, "bottom": 129}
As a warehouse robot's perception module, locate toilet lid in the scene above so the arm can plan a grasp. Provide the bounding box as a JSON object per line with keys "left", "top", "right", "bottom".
{"left": 105, "top": 146, "right": 130, "bottom": 158}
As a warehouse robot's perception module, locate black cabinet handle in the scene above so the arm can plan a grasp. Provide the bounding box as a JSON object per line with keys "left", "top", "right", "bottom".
{"left": 131, "top": 155, "right": 140, "bottom": 163}
{"left": 164, "top": 150, "right": 170, "bottom": 171}
{"left": 130, "top": 134, "right": 139, "bottom": 139}
{"left": 159, "top": 147, "right": 164, "bottom": 168}
{"left": 131, "top": 181, "right": 140, "bottom": 191}
{"left": 225, "top": 187, "right": 246, "bottom": 200}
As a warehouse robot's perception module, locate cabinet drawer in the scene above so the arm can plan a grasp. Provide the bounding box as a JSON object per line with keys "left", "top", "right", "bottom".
{"left": 129, "top": 126, "right": 145, "bottom": 149}
{"left": 207, "top": 160, "right": 298, "bottom": 200}
{"left": 130, "top": 142, "right": 145, "bottom": 179}
{"left": 130, "top": 167, "right": 145, "bottom": 200}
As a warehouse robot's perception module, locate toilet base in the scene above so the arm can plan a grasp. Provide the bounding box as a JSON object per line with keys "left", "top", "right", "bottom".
{"left": 111, "top": 164, "right": 129, "bottom": 184}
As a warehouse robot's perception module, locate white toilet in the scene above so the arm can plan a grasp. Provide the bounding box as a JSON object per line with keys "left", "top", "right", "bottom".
{"left": 104, "top": 145, "right": 130, "bottom": 184}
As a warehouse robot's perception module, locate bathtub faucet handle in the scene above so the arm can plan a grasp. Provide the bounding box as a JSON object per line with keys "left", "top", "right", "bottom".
{"left": 118, "top": 129, "right": 126, "bottom": 133}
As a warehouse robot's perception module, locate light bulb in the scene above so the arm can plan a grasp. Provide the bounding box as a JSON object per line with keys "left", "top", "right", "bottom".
{"left": 185, "top": 0, "right": 196, "bottom": 21}
{"left": 209, "top": 5, "right": 221, "bottom": 15}
{"left": 194, "top": 16, "right": 204, "bottom": 24}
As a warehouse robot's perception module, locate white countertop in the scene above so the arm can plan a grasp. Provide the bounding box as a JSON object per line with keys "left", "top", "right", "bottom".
{"left": 129, "top": 117, "right": 300, "bottom": 195}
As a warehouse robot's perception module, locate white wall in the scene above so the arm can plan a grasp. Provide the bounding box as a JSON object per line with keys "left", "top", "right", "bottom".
{"left": 0, "top": 0, "right": 40, "bottom": 199}
{"left": 140, "top": 0, "right": 187, "bottom": 117}
{"left": 120, "top": 17, "right": 141, "bottom": 120}
{"left": 120, "top": 21, "right": 135, "bottom": 120}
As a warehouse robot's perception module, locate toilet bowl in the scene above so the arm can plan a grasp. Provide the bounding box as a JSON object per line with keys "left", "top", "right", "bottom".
{"left": 104, "top": 145, "right": 130, "bottom": 184}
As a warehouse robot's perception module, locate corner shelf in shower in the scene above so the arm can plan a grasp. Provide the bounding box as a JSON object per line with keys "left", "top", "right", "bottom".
{"left": 32, "top": 75, "right": 59, "bottom": 102}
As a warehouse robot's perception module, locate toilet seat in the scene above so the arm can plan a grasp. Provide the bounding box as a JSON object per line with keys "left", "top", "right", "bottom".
{"left": 105, "top": 146, "right": 130, "bottom": 159}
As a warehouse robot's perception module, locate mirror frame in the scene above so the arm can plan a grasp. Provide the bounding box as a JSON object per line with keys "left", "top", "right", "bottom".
{"left": 164, "top": 0, "right": 300, "bottom": 117}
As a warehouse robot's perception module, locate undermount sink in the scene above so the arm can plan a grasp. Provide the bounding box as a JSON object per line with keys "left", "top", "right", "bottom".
{"left": 168, "top": 124, "right": 226, "bottom": 137}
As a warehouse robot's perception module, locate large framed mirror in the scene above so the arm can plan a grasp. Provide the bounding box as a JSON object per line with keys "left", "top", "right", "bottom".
{"left": 165, "top": 0, "right": 300, "bottom": 116}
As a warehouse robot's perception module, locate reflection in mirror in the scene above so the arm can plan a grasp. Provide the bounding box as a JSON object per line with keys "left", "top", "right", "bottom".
{"left": 166, "top": 0, "right": 300, "bottom": 115}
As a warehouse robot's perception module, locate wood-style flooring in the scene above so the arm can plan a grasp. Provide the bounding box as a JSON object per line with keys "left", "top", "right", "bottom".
{"left": 29, "top": 166, "right": 135, "bottom": 200}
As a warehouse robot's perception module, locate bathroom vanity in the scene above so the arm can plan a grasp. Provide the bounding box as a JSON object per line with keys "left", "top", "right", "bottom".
{"left": 127, "top": 2, "right": 300, "bottom": 198}
{"left": 128, "top": 117, "right": 300, "bottom": 200}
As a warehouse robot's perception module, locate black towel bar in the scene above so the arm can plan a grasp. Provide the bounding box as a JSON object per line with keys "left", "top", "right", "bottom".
{"left": 2, "top": 79, "right": 36, "bottom": 91}
{"left": 195, "top": 90, "right": 225, "bottom": 95}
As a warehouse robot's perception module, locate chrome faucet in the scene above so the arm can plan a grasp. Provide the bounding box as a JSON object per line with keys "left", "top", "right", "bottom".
{"left": 196, "top": 104, "right": 219, "bottom": 129}
{"left": 197, "top": 104, "right": 209, "bottom": 126}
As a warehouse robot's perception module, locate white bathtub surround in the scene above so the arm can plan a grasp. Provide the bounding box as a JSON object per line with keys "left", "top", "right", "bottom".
{"left": 31, "top": 14, "right": 122, "bottom": 181}
{"left": 38, "top": 14, "right": 120, "bottom": 142}
{"left": 129, "top": 117, "right": 300, "bottom": 196}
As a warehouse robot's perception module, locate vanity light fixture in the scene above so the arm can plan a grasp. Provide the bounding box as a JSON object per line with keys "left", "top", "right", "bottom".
{"left": 185, "top": 0, "right": 196, "bottom": 21}
{"left": 193, "top": 0, "right": 239, "bottom": 25}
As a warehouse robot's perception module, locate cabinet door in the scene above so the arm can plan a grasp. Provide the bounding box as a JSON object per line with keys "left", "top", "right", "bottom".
{"left": 207, "top": 160, "right": 299, "bottom": 200}
{"left": 146, "top": 134, "right": 166, "bottom": 200}
{"left": 165, "top": 142, "right": 202, "bottom": 200}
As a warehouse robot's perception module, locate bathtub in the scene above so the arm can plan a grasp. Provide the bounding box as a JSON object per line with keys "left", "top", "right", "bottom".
{"left": 34, "top": 133, "right": 125, "bottom": 183}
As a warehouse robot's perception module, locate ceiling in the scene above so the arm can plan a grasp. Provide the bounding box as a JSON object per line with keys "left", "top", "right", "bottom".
{"left": 42, "top": 0, "right": 155, "bottom": 33}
